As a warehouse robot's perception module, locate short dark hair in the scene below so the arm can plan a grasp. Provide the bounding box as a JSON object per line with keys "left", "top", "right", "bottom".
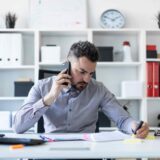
{"left": 67, "top": 41, "right": 99, "bottom": 62}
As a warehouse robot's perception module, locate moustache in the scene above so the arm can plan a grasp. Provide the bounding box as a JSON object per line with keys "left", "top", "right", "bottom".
{"left": 78, "top": 82, "right": 88, "bottom": 85}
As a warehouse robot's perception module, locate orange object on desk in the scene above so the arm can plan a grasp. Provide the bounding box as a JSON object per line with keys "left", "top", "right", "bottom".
{"left": 9, "top": 144, "right": 24, "bottom": 150}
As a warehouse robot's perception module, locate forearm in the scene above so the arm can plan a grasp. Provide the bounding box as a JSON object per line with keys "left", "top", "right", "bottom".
{"left": 101, "top": 92, "right": 137, "bottom": 134}
{"left": 13, "top": 99, "right": 48, "bottom": 133}
{"left": 43, "top": 92, "right": 57, "bottom": 106}
{"left": 117, "top": 117, "right": 137, "bottom": 134}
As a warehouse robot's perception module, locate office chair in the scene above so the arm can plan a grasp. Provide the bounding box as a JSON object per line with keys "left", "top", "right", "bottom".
{"left": 37, "top": 116, "right": 45, "bottom": 133}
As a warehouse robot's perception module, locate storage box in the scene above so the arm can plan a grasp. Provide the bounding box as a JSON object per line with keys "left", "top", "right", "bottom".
{"left": 0, "top": 111, "right": 11, "bottom": 130}
{"left": 14, "top": 81, "right": 34, "bottom": 97}
{"left": 121, "top": 81, "right": 143, "bottom": 98}
{"left": 97, "top": 46, "right": 113, "bottom": 62}
{"left": 41, "top": 46, "right": 61, "bottom": 63}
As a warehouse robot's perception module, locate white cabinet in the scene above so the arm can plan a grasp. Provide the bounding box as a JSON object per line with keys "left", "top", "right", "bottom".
{"left": 0, "top": 29, "right": 35, "bottom": 132}
{"left": 0, "top": 28, "right": 159, "bottom": 132}
{"left": 146, "top": 30, "right": 160, "bottom": 128}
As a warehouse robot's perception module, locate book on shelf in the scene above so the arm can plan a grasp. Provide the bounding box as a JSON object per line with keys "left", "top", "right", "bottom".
{"left": 146, "top": 62, "right": 159, "bottom": 97}
{"left": 146, "top": 45, "right": 157, "bottom": 59}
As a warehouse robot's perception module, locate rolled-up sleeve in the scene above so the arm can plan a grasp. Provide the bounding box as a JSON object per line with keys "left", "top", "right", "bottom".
{"left": 100, "top": 85, "right": 136, "bottom": 134}
{"left": 13, "top": 81, "right": 49, "bottom": 133}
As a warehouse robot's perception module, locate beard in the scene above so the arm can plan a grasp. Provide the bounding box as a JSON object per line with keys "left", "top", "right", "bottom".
{"left": 73, "top": 81, "right": 88, "bottom": 91}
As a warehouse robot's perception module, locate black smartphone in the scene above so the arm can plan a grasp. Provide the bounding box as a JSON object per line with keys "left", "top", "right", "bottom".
{"left": 64, "top": 61, "right": 71, "bottom": 75}
{"left": 62, "top": 61, "right": 71, "bottom": 85}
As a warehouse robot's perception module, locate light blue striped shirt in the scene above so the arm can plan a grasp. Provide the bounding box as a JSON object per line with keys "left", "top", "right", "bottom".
{"left": 14, "top": 76, "right": 135, "bottom": 134}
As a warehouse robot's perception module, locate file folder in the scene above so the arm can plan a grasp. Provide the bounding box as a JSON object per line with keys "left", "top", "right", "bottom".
{"left": 146, "top": 62, "right": 153, "bottom": 97}
{"left": 0, "top": 33, "right": 23, "bottom": 66}
{"left": 153, "top": 62, "right": 159, "bottom": 97}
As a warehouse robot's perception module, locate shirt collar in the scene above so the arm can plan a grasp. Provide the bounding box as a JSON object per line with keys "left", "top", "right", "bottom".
{"left": 63, "top": 85, "right": 80, "bottom": 95}
{"left": 63, "top": 84, "right": 72, "bottom": 93}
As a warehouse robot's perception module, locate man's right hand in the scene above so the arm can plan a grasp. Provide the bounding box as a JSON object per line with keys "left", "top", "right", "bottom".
{"left": 43, "top": 69, "right": 71, "bottom": 106}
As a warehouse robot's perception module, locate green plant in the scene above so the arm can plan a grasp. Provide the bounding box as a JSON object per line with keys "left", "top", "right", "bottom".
{"left": 5, "top": 12, "right": 17, "bottom": 28}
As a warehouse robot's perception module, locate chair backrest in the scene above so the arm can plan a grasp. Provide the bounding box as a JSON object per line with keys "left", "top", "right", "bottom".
{"left": 37, "top": 116, "right": 45, "bottom": 133}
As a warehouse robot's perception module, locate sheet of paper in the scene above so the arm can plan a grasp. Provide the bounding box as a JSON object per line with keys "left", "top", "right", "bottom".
{"left": 40, "top": 130, "right": 131, "bottom": 142}
{"left": 87, "top": 130, "right": 131, "bottom": 142}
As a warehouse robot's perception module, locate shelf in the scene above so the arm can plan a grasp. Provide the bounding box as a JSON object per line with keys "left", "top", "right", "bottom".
{"left": 0, "top": 97, "right": 26, "bottom": 101}
{"left": 146, "top": 97, "right": 160, "bottom": 100}
{"left": 39, "top": 62, "right": 63, "bottom": 66}
{"left": 146, "top": 59, "right": 160, "bottom": 62}
{"left": 117, "top": 97, "right": 143, "bottom": 100}
{"left": 0, "top": 65, "right": 35, "bottom": 70}
{"left": 149, "top": 127, "right": 160, "bottom": 131}
{"left": 97, "top": 62, "right": 141, "bottom": 67}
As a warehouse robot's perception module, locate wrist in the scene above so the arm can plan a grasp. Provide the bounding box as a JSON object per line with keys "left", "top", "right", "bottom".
{"left": 43, "top": 93, "right": 57, "bottom": 106}
{"left": 42, "top": 97, "right": 49, "bottom": 106}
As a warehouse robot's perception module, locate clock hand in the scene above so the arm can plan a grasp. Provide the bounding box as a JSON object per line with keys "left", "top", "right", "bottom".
{"left": 113, "top": 16, "right": 121, "bottom": 20}
{"left": 104, "top": 15, "right": 112, "bottom": 20}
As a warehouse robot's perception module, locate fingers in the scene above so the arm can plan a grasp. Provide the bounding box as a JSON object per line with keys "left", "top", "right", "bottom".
{"left": 56, "top": 71, "right": 71, "bottom": 86}
{"left": 136, "top": 122, "right": 149, "bottom": 139}
{"left": 60, "top": 68, "right": 68, "bottom": 74}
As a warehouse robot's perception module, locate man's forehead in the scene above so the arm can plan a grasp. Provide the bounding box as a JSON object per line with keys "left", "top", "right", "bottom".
{"left": 76, "top": 57, "right": 96, "bottom": 73}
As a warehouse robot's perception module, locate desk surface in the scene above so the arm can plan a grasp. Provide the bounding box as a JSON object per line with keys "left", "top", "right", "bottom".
{"left": 0, "top": 133, "right": 160, "bottom": 159}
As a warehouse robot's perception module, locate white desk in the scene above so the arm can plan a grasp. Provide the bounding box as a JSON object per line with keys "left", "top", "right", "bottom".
{"left": 0, "top": 133, "right": 160, "bottom": 159}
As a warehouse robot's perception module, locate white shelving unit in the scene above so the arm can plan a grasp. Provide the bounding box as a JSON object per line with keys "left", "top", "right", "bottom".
{"left": 0, "top": 29, "right": 35, "bottom": 132}
{"left": 0, "top": 28, "right": 159, "bottom": 132}
{"left": 146, "top": 30, "right": 160, "bottom": 128}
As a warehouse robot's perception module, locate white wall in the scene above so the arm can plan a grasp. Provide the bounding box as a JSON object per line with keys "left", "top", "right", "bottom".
{"left": 88, "top": 0, "right": 160, "bottom": 29}
{"left": 0, "top": 0, "right": 159, "bottom": 29}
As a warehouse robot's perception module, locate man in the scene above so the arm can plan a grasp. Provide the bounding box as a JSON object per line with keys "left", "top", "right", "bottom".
{"left": 14, "top": 41, "right": 149, "bottom": 138}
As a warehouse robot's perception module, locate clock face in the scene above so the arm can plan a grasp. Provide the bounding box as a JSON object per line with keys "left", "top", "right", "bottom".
{"left": 100, "top": 9, "right": 125, "bottom": 28}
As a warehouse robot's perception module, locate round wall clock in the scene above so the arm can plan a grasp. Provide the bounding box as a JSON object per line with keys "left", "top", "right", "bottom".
{"left": 100, "top": 9, "right": 125, "bottom": 28}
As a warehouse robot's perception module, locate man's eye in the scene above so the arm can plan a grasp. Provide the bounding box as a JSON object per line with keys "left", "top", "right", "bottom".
{"left": 80, "top": 71, "right": 85, "bottom": 75}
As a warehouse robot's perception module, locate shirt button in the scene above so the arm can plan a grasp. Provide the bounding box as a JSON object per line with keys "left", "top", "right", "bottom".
{"left": 69, "top": 108, "right": 72, "bottom": 112}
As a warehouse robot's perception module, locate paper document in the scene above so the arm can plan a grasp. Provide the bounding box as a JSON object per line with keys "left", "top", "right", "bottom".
{"left": 40, "top": 130, "right": 131, "bottom": 142}
{"left": 87, "top": 130, "right": 131, "bottom": 142}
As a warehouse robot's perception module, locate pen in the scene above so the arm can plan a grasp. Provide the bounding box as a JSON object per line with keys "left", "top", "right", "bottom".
{"left": 39, "top": 135, "right": 54, "bottom": 142}
{"left": 133, "top": 121, "right": 144, "bottom": 135}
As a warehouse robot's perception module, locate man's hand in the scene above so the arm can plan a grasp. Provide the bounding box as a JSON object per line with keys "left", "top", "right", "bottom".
{"left": 43, "top": 69, "right": 71, "bottom": 106}
{"left": 132, "top": 121, "right": 149, "bottom": 139}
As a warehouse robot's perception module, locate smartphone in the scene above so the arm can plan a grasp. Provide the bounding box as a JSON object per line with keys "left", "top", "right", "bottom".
{"left": 64, "top": 61, "right": 71, "bottom": 75}
{"left": 62, "top": 61, "right": 71, "bottom": 85}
